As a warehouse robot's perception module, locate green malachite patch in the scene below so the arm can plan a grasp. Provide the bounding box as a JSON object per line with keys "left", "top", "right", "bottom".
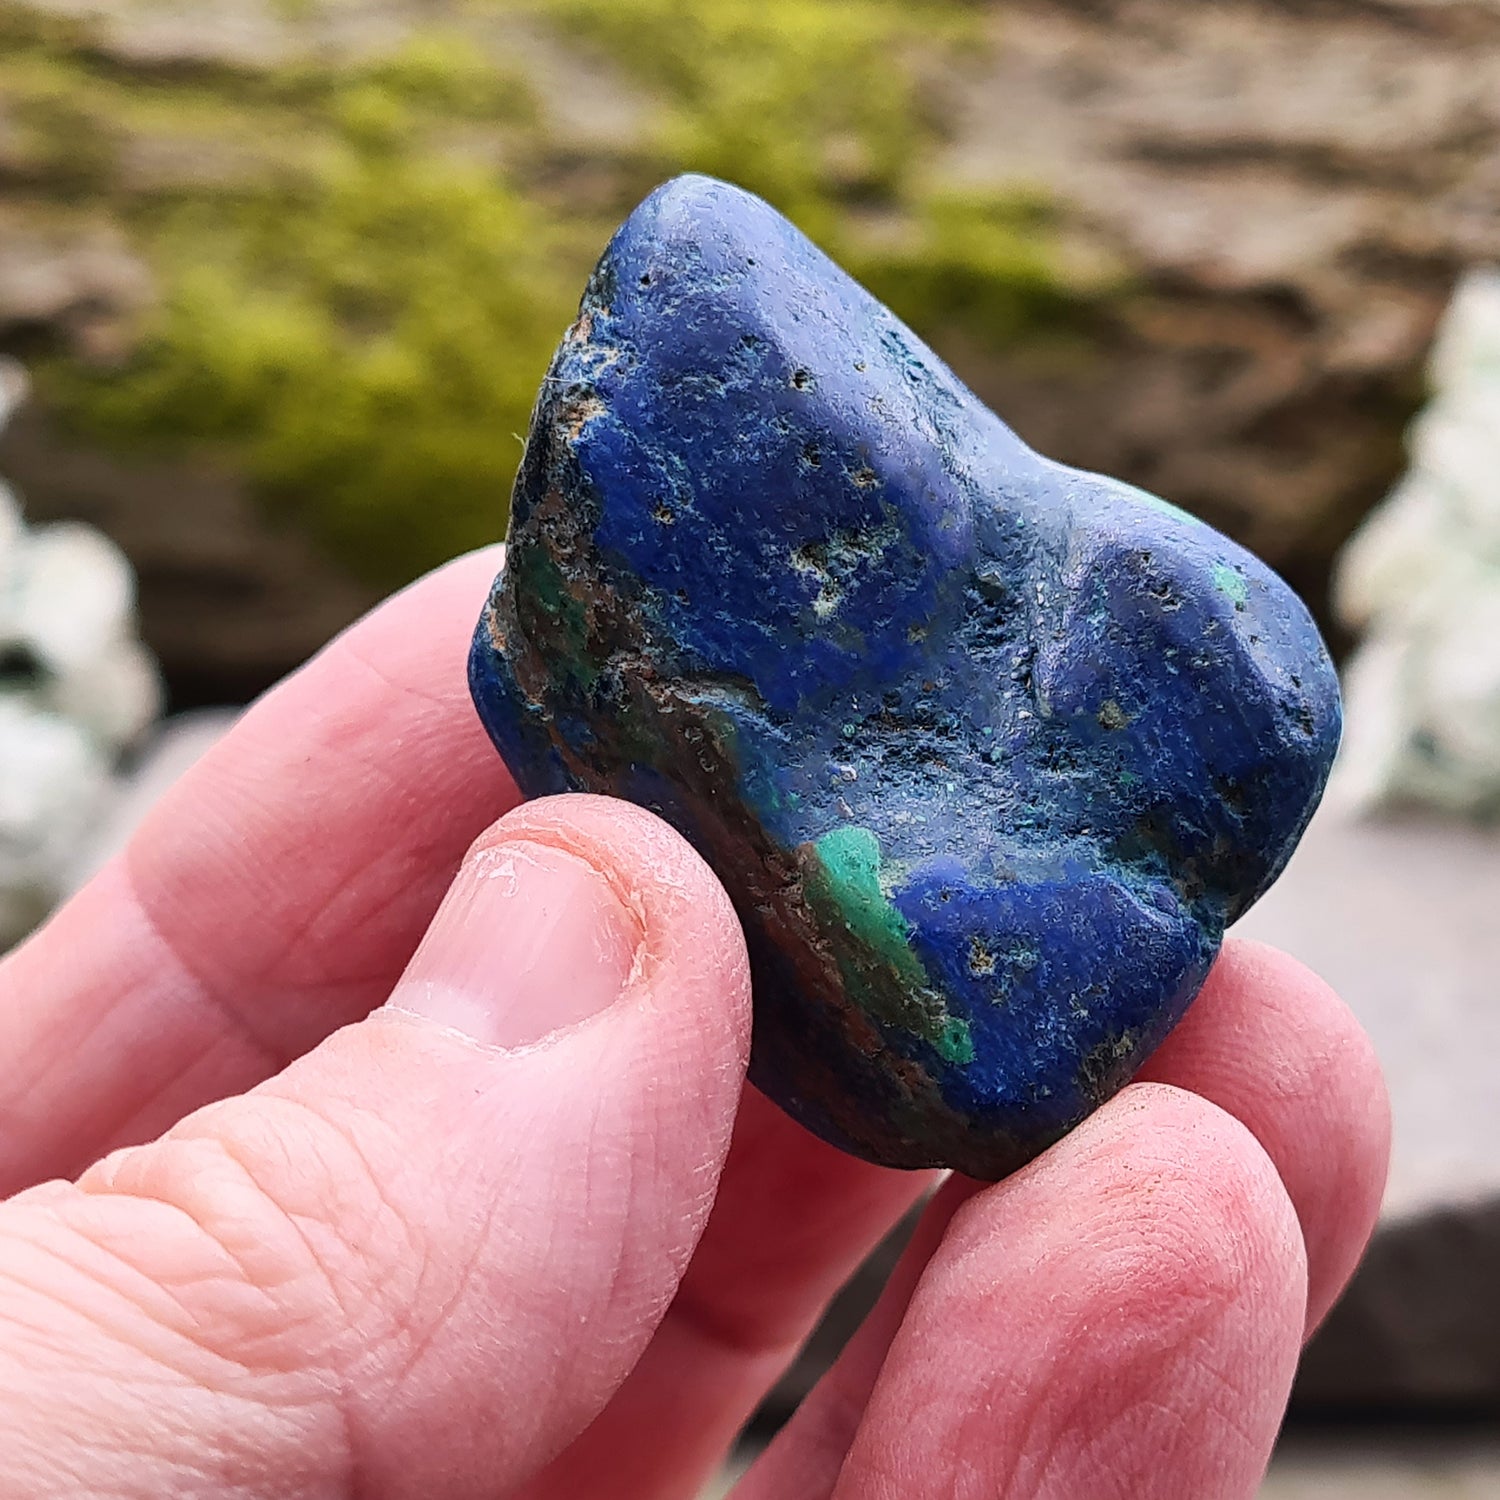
{"left": 809, "top": 826, "right": 917, "bottom": 973}
{"left": 803, "top": 825, "right": 971, "bottom": 1060}
{"left": 935, "top": 1015, "right": 976, "bottom": 1066}
{"left": 518, "top": 552, "right": 597, "bottom": 688}
{"left": 1212, "top": 562, "right": 1250, "bottom": 608}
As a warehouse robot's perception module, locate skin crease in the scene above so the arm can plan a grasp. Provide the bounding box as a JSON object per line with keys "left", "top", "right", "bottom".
{"left": 0, "top": 550, "right": 1390, "bottom": 1499}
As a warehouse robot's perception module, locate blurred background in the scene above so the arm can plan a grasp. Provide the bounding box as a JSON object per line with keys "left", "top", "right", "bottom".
{"left": 1, "top": 1, "right": 1498, "bottom": 1494}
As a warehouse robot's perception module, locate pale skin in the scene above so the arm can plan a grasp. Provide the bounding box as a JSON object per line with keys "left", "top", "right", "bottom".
{"left": 0, "top": 547, "right": 1390, "bottom": 1499}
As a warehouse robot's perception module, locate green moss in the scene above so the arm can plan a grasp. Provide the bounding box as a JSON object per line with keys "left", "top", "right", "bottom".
{"left": 524, "top": 0, "right": 957, "bottom": 228}
{"left": 523, "top": 0, "right": 1083, "bottom": 339}
{"left": 852, "top": 189, "right": 1088, "bottom": 347}
{"left": 0, "top": 2, "right": 90, "bottom": 50}
{"left": 78, "top": 156, "right": 573, "bottom": 570}
{"left": 8, "top": 1, "right": 1100, "bottom": 587}
{"left": 0, "top": 49, "right": 120, "bottom": 192}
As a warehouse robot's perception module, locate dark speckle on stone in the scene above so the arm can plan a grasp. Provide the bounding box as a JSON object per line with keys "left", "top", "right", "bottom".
{"left": 468, "top": 174, "right": 1342, "bottom": 1179}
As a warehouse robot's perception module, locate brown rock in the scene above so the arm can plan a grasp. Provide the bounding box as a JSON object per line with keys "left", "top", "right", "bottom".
{"left": 1263, "top": 1431, "right": 1500, "bottom": 1499}
{"left": 928, "top": 0, "right": 1500, "bottom": 627}
{"left": 0, "top": 213, "right": 151, "bottom": 350}
{"left": 4, "top": 0, "right": 1498, "bottom": 697}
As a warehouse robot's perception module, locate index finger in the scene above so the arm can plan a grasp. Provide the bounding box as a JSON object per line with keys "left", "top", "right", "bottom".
{"left": 0, "top": 546, "right": 518, "bottom": 1193}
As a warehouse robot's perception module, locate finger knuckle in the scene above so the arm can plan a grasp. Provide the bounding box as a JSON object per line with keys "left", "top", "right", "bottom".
{"left": 70, "top": 1094, "right": 426, "bottom": 1380}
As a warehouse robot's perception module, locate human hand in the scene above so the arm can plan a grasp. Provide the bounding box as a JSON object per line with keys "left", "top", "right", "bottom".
{"left": 0, "top": 549, "right": 1389, "bottom": 1499}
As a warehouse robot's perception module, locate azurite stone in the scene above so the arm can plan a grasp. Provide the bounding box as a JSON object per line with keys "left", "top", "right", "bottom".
{"left": 469, "top": 174, "right": 1341, "bottom": 1179}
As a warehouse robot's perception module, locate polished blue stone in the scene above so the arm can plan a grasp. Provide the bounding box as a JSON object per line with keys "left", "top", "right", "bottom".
{"left": 469, "top": 174, "right": 1341, "bottom": 1177}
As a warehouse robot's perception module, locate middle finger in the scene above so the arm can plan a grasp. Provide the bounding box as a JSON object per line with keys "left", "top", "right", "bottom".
{"left": 736, "top": 938, "right": 1388, "bottom": 1498}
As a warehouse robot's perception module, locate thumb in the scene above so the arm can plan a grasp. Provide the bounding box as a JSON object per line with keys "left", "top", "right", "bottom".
{"left": 0, "top": 794, "right": 751, "bottom": 1500}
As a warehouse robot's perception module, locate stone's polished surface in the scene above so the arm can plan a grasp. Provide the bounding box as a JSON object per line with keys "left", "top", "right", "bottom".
{"left": 469, "top": 174, "right": 1341, "bottom": 1178}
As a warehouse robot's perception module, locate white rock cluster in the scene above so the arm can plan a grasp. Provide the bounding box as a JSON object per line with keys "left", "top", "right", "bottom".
{"left": 0, "top": 358, "right": 161, "bottom": 944}
{"left": 1332, "top": 268, "right": 1500, "bottom": 819}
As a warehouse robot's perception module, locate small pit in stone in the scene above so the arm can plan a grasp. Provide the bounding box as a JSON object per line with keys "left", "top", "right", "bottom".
{"left": 968, "top": 937, "right": 997, "bottom": 978}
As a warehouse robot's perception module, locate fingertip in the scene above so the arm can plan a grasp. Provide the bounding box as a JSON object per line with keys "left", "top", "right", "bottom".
{"left": 827, "top": 1082, "right": 1307, "bottom": 1500}
{"left": 1143, "top": 938, "right": 1390, "bottom": 1332}
{"left": 947, "top": 1081, "right": 1307, "bottom": 1321}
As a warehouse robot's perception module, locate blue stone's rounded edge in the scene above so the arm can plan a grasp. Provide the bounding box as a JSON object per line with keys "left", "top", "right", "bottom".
{"left": 605, "top": 172, "right": 785, "bottom": 268}
{"left": 1030, "top": 459, "right": 1344, "bottom": 923}
{"left": 587, "top": 174, "right": 1345, "bottom": 929}
{"left": 464, "top": 170, "right": 1350, "bottom": 1179}
{"left": 467, "top": 585, "right": 574, "bottom": 801}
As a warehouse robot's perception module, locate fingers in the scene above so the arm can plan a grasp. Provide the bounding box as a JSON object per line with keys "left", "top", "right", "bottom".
{"left": 1138, "top": 937, "right": 1390, "bottom": 1332}
{"left": 0, "top": 547, "right": 517, "bottom": 1192}
{"left": 0, "top": 796, "right": 751, "bottom": 1500}
{"left": 834, "top": 1085, "right": 1307, "bottom": 1500}
{"left": 525, "top": 940, "right": 1387, "bottom": 1500}
{"left": 516, "top": 1090, "right": 935, "bottom": 1500}
{"left": 742, "top": 1085, "right": 1306, "bottom": 1500}
{"left": 739, "top": 940, "right": 1387, "bottom": 1498}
